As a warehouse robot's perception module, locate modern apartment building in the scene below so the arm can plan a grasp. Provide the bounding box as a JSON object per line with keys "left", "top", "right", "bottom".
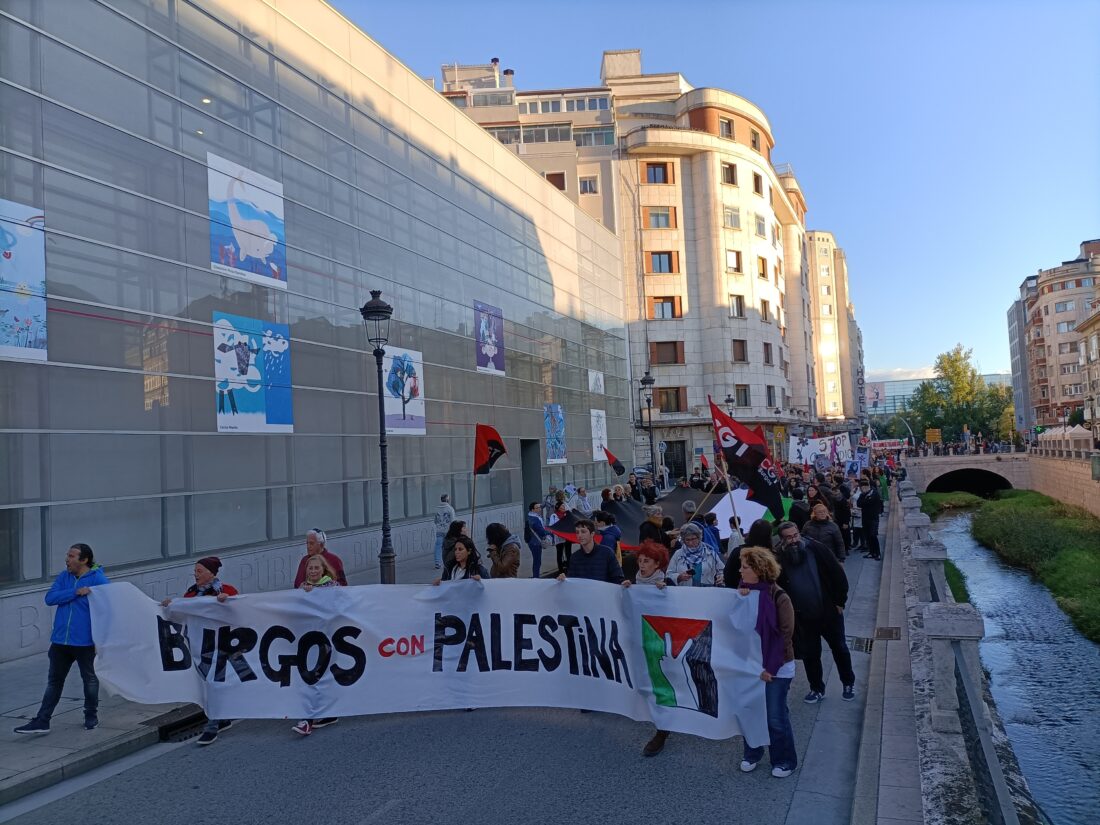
{"left": 1076, "top": 305, "right": 1100, "bottom": 445}
{"left": 1023, "top": 241, "right": 1100, "bottom": 428}
{"left": 807, "top": 231, "right": 862, "bottom": 425}
{"left": 443, "top": 49, "right": 826, "bottom": 474}
{"left": 0, "top": 0, "right": 628, "bottom": 660}
{"left": 1007, "top": 275, "right": 1038, "bottom": 436}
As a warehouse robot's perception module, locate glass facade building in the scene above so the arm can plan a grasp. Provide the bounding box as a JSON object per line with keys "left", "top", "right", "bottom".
{"left": 0, "top": 0, "right": 627, "bottom": 647}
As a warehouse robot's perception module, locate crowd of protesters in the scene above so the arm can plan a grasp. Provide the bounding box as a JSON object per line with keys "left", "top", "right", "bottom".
{"left": 16, "top": 460, "right": 894, "bottom": 776}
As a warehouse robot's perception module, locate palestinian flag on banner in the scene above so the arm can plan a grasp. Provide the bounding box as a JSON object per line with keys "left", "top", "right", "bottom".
{"left": 707, "top": 397, "right": 785, "bottom": 520}
{"left": 473, "top": 424, "right": 507, "bottom": 475}
{"left": 603, "top": 446, "right": 625, "bottom": 476}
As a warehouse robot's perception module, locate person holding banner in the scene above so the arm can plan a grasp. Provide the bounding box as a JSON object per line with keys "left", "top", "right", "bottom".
{"left": 293, "top": 559, "right": 342, "bottom": 736}
{"left": 737, "top": 545, "right": 798, "bottom": 778}
{"left": 556, "top": 520, "right": 628, "bottom": 586}
{"left": 634, "top": 539, "right": 673, "bottom": 757}
{"left": 14, "top": 543, "right": 109, "bottom": 736}
{"left": 442, "top": 520, "right": 473, "bottom": 569}
{"left": 159, "top": 556, "right": 241, "bottom": 745}
{"left": 434, "top": 537, "right": 488, "bottom": 584}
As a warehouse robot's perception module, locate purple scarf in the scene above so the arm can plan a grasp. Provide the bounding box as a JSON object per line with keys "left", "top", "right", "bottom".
{"left": 741, "top": 580, "right": 786, "bottom": 677}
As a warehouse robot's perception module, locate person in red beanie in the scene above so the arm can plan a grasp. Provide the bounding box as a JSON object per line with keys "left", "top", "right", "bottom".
{"left": 161, "top": 556, "right": 239, "bottom": 745}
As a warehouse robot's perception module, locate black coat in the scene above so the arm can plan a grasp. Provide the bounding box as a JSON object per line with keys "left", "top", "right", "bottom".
{"left": 801, "top": 519, "right": 846, "bottom": 562}
{"left": 859, "top": 487, "right": 884, "bottom": 519}
{"left": 776, "top": 537, "right": 849, "bottom": 616}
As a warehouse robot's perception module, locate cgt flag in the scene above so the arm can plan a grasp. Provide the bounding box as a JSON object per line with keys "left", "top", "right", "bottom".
{"left": 707, "top": 397, "right": 785, "bottom": 520}
{"left": 603, "top": 446, "right": 626, "bottom": 476}
{"left": 474, "top": 424, "right": 507, "bottom": 475}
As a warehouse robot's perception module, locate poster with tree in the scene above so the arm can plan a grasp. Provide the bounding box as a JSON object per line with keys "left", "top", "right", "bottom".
{"left": 383, "top": 348, "right": 426, "bottom": 435}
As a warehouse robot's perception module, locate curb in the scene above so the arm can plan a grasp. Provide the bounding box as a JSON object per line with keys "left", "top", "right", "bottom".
{"left": 0, "top": 705, "right": 205, "bottom": 807}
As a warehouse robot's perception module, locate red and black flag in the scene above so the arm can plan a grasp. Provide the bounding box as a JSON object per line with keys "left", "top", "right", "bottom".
{"left": 700, "top": 453, "right": 709, "bottom": 471}
{"left": 603, "top": 446, "right": 626, "bottom": 476}
{"left": 707, "top": 397, "right": 785, "bottom": 519}
{"left": 751, "top": 425, "right": 785, "bottom": 478}
{"left": 474, "top": 424, "right": 507, "bottom": 475}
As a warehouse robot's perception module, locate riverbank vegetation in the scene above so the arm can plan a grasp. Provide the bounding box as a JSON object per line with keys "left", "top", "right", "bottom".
{"left": 971, "top": 491, "right": 1100, "bottom": 642}
{"left": 943, "top": 560, "right": 970, "bottom": 603}
{"left": 920, "top": 491, "right": 985, "bottom": 517}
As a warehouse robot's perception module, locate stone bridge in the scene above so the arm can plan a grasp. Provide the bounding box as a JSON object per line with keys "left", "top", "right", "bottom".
{"left": 905, "top": 453, "right": 1032, "bottom": 494}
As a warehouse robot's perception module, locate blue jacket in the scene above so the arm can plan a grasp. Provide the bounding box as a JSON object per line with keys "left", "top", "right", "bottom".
{"left": 566, "top": 544, "right": 625, "bottom": 584}
{"left": 46, "top": 565, "right": 110, "bottom": 646}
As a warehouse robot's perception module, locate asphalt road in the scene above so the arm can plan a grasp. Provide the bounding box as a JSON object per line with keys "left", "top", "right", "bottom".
{"left": 7, "top": 689, "right": 829, "bottom": 825}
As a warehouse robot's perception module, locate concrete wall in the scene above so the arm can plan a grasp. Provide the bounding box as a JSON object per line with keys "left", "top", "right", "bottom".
{"left": 1029, "top": 455, "right": 1100, "bottom": 518}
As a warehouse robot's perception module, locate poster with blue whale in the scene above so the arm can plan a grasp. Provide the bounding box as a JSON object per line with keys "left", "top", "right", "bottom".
{"left": 207, "top": 152, "right": 287, "bottom": 289}
{"left": 213, "top": 312, "right": 293, "bottom": 434}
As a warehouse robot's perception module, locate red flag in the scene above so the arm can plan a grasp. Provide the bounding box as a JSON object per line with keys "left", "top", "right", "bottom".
{"left": 751, "top": 425, "right": 785, "bottom": 478}
{"left": 473, "top": 424, "right": 506, "bottom": 475}
{"left": 700, "top": 454, "right": 709, "bottom": 470}
{"left": 707, "top": 397, "right": 784, "bottom": 519}
{"left": 602, "top": 446, "right": 625, "bottom": 476}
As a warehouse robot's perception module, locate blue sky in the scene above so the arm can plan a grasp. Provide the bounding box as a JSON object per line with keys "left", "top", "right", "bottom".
{"left": 333, "top": 0, "right": 1100, "bottom": 380}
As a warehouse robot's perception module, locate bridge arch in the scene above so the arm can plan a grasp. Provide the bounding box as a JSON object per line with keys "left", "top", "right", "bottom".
{"left": 925, "top": 468, "right": 1012, "bottom": 496}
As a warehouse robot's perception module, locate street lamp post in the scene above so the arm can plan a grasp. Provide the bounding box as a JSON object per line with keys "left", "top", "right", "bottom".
{"left": 724, "top": 393, "right": 735, "bottom": 417}
{"left": 640, "top": 370, "right": 656, "bottom": 481}
{"left": 359, "top": 290, "right": 395, "bottom": 585}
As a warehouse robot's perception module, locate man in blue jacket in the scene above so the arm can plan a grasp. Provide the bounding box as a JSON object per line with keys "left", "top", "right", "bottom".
{"left": 15, "top": 543, "right": 109, "bottom": 734}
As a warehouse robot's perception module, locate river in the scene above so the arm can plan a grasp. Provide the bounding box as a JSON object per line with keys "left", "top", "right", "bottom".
{"left": 931, "top": 513, "right": 1100, "bottom": 825}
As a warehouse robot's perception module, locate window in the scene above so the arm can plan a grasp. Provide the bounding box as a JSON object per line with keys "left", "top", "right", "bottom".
{"left": 750, "top": 130, "right": 761, "bottom": 151}
{"left": 825, "top": 362, "right": 837, "bottom": 373}
{"left": 725, "top": 250, "right": 742, "bottom": 273}
{"left": 827, "top": 381, "right": 838, "bottom": 392}
{"left": 539, "top": 99, "right": 561, "bottom": 113}
{"left": 647, "top": 251, "right": 676, "bottom": 273}
{"left": 723, "top": 207, "right": 741, "bottom": 229}
{"left": 822, "top": 321, "right": 834, "bottom": 334}
{"left": 732, "top": 339, "right": 748, "bottom": 362}
{"left": 822, "top": 304, "right": 833, "bottom": 316}
{"left": 447, "top": 95, "right": 468, "bottom": 109}
{"left": 472, "top": 92, "right": 514, "bottom": 107}
{"left": 829, "top": 400, "right": 840, "bottom": 412}
{"left": 542, "top": 171, "right": 566, "bottom": 191}
{"left": 729, "top": 294, "right": 746, "bottom": 317}
{"left": 755, "top": 214, "right": 766, "bottom": 237}
{"left": 821, "top": 284, "right": 832, "bottom": 296}
{"left": 719, "top": 118, "right": 733, "bottom": 138}
{"left": 486, "top": 126, "right": 520, "bottom": 145}
{"left": 522, "top": 124, "right": 572, "bottom": 143}
{"left": 763, "top": 342, "right": 774, "bottom": 365}
{"left": 647, "top": 206, "right": 672, "bottom": 228}
{"left": 766, "top": 385, "right": 777, "bottom": 407}
{"left": 757, "top": 256, "right": 768, "bottom": 279}
{"left": 753, "top": 172, "right": 764, "bottom": 195}
{"left": 579, "top": 176, "right": 599, "bottom": 195}
{"left": 735, "top": 384, "right": 751, "bottom": 406}
{"left": 820, "top": 263, "right": 831, "bottom": 278}
{"left": 721, "top": 163, "right": 737, "bottom": 185}
{"left": 587, "top": 96, "right": 609, "bottom": 110}
{"left": 1055, "top": 300, "right": 1076, "bottom": 312}
{"left": 649, "top": 296, "right": 682, "bottom": 319}
{"left": 1060, "top": 363, "right": 1080, "bottom": 375}
{"left": 761, "top": 299, "right": 771, "bottom": 323}
{"left": 575, "top": 126, "right": 615, "bottom": 146}
{"left": 646, "top": 162, "right": 670, "bottom": 184}
{"left": 657, "top": 387, "right": 687, "bottom": 413}
{"left": 650, "top": 341, "right": 685, "bottom": 364}
{"left": 1056, "top": 320, "right": 1077, "bottom": 334}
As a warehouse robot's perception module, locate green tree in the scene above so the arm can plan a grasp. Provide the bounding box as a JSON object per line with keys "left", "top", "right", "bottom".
{"left": 1068, "top": 408, "right": 1085, "bottom": 427}
{"left": 905, "top": 345, "right": 1011, "bottom": 442}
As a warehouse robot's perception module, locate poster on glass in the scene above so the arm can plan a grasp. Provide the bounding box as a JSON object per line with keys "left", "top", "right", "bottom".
{"left": 590, "top": 409, "right": 608, "bottom": 461}
{"left": 474, "top": 301, "right": 505, "bottom": 375}
{"left": 588, "top": 369, "right": 604, "bottom": 394}
{"left": 544, "top": 403, "right": 566, "bottom": 464}
{"left": 213, "top": 312, "right": 293, "bottom": 433}
{"left": 0, "top": 198, "right": 47, "bottom": 362}
{"left": 384, "top": 348, "right": 426, "bottom": 435}
{"left": 207, "top": 152, "right": 287, "bottom": 289}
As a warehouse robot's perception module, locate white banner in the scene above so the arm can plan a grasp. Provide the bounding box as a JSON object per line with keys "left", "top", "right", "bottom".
{"left": 90, "top": 581, "right": 768, "bottom": 745}
{"left": 788, "top": 434, "right": 854, "bottom": 466}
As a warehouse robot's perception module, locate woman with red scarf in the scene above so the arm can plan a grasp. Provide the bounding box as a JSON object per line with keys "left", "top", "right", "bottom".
{"left": 737, "top": 545, "right": 798, "bottom": 778}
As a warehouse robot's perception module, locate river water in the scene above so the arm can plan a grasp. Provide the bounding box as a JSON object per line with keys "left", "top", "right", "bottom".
{"left": 931, "top": 513, "right": 1100, "bottom": 825}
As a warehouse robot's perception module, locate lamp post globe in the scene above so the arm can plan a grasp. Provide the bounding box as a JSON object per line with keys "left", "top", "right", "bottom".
{"left": 359, "top": 290, "right": 396, "bottom": 584}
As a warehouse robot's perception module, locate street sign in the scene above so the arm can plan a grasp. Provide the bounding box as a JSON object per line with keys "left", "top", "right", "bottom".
{"left": 925, "top": 428, "right": 942, "bottom": 444}
{"left": 658, "top": 441, "right": 667, "bottom": 453}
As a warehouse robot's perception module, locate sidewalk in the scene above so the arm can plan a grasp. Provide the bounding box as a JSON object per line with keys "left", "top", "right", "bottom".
{"left": 0, "top": 546, "right": 445, "bottom": 805}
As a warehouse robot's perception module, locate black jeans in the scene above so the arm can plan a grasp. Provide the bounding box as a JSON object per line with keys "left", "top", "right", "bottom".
{"left": 37, "top": 643, "right": 98, "bottom": 722}
{"left": 797, "top": 610, "right": 855, "bottom": 694}
{"left": 864, "top": 516, "right": 881, "bottom": 558}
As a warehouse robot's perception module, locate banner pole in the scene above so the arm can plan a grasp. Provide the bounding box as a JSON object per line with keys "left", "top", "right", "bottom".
{"left": 470, "top": 468, "right": 479, "bottom": 538}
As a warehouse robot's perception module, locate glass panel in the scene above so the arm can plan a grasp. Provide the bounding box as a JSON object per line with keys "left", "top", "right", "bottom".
{"left": 192, "top": 489, "right": 267, "bottom": 553}
{"left": 50, "top": 498, "right": 163, "bottom": 568}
